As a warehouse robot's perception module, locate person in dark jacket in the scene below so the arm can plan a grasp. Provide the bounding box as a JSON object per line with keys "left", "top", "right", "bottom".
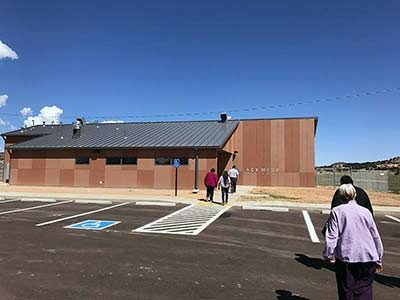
{"left": 322, "top": 175, "right": 374, "bottom": 236}
{"left": 331, "top": 175, "right": 373, "bottom": 215}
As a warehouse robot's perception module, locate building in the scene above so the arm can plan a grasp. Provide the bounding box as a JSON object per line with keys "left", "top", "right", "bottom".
{"left": 1, "top": 115, "right": 317, "bottom": 189}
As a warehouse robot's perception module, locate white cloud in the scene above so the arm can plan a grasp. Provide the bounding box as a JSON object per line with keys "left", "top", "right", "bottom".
{"left": 20, "top": 107, "right": 33, "bottom": 118}
{"left": 101, "top": 120, "right": 125, "bottom": 123}
{"left": 0, "top": 40, "right": 18, "bottom": 60}
{"left": 24, "top": 105, "right": 63, "bottom": 127}
{"left": 0, "top": 94, "right": 8, "bottom": 107}
{"left": 0, "top": 118, "right": 17, "bottom": 130}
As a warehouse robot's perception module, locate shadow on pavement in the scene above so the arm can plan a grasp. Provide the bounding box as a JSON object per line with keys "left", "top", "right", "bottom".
{"left": 220, "top": 212, "right": 232, "bottom": 218}
{"left": 294, "top": 253, "right": 400, "bottom": 288}
{"left": 294, "top": 253, "right": 335, "bottom": 272}
{"left": 375, "top": 274, "right": 400, "bottom": 288}
{"left": 275, "top": 290, "right": 310, "bottom": 300}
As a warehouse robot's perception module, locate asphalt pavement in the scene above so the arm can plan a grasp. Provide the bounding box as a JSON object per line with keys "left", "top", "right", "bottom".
{"left": 0, "top": 199, "right": 398, "bottom": 300}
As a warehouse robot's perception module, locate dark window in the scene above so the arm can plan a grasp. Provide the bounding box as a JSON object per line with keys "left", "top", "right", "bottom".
{"left": 75, "top": 157, "right": 90, "bottom": 164}
{"left": 106, "top": 157, "right": 121, "bottom": 165}
{"left": 155, "top": 157, "right": 171, "bottom": 165}
{"left": 122, "top": 157, "right": 137, "bottom": 165}
{"left": 154, "top": 157, "right": 189, "bottom": 165}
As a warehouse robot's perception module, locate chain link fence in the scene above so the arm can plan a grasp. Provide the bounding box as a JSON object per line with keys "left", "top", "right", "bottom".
{"left": 316, "top": 168, "right": 400, "bottom": 193}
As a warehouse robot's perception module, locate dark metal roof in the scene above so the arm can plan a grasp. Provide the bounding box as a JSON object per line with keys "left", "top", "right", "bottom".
{"left": 6, "top": 121, "right": 239, "bottom": 150}
{"left": 2, "top": 125, "right": 65, "bottom": 137}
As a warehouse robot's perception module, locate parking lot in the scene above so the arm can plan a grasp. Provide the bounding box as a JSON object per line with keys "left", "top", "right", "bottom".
{"left": 0, "top": 199, "right": 399, "bottom": 300}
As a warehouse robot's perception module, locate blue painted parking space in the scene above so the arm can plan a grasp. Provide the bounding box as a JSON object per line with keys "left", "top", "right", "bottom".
{"left": 64, "top": 219, "right": 121, "bottom": 231}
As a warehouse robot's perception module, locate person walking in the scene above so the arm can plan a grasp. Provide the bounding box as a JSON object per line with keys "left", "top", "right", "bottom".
{"left": 204, "top": 168, "right": 218, "bottom": 202}
{"left": 324, "top": 184, "right": 384, "bottom": 300}
{"left": 323, "top": 175, "right": 374, "bottom": 235}
{"left": 218, "top": 171, "right": 231, "bottom": 205}
{"left": 228, "top": 165, "right": 239, "bottom": 193}
{"left": 331, "top": 175, "right": 373, "bottom": 214}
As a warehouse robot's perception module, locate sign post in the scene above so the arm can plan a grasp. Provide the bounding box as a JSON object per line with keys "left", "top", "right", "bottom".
{"left": 172, "top": 158, "right": 180, "bottom": 196}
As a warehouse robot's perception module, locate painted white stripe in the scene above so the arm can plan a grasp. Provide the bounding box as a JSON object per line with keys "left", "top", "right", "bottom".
{"left": 386, "top": 215, "right": 400, "bottom": 223}
{"left": 321, "top": 210, "right": 331, "bottom": 215}
{"left": 0, "top": 199, "right": 20, "bottom": 204}
{"left": 189, "top": 206, "right": 231, "bottom": 235}
{"left": 21, "top": 198, "right": 57, "bottom": 203}
{"left": 35, "top": 202, "right": 130, "bottom": 227}
{"left": 133, "top": 204, "right": 230, "bottom": 235}
{"left": 302, "top": 210, "right": 320, "bottom": 243}
{"left": 0, "top": 200, "right": 73, "bottom": 216}
{"left": 75, "top": 200, "right": 112, "bottom": 205}
{"left": 135, "top": 201, "right": 176, "bottom": 206}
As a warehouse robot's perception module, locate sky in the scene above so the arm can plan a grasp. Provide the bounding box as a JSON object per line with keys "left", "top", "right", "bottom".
{"left": 0, "top": 0, "right": 399, "bottom": 165}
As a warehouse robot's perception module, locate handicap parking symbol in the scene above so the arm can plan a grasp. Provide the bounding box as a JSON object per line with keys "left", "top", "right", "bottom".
{"left": 64, "top": 220, "right": 121, "bottom": 231}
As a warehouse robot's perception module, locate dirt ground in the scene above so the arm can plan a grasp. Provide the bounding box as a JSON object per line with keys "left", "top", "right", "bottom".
{"left": 241, "top": 186, "right": 400, "bottom": 207}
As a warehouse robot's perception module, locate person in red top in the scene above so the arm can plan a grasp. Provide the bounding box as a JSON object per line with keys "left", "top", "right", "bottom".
{"left": 204, "top": 168, "right": 218, "bottom": 202}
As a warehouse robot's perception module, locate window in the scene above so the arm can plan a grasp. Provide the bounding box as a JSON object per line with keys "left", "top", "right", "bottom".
{"left": 106, "top": 157, "right": 137, "bottom": 165}
{"left": 122, "top": 157, "right": 137, "bottom": 165}
{"left": 178, "top": 158, "right": 189, "bottom": 165}
{"left": 75, "top": 157, "right": 90, "bottom": 164}
{"left": 106, "top": 157, "right": 121, "bottom": 165}
{"left": 155, "top": 157, "right": 171, "bottom": 165}
{"left": 154, "top": 157, "right": 189, "bottom": 165}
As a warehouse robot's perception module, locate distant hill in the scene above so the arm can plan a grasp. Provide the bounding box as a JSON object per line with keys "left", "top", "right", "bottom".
{"left": 319, "top": 156, "right": 400, "bottom": 171}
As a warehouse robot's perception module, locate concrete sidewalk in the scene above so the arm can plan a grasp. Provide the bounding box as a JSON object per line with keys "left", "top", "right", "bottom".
{"left": 0, "top": 185, "right": 400, "bottom": 214}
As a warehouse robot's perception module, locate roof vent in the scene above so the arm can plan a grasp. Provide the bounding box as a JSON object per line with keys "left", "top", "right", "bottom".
{"left": 220, "top": 112, "right": 228, "bottom": 123}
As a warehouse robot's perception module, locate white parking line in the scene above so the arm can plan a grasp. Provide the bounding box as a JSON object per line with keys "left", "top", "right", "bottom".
{"left": 0, "top": 200, "right": 73, "bottom": 216}
{"left": 0, "top": 199, "right": 20, "bottom": 204}
{"left": 35, "top": 202, "right": 130, "bottom": 227}
{"left": 386, "top": 215, "right": 400, "bottom": 223}
{"left": 302, "top": 210, "right": 320, "bottom": 243}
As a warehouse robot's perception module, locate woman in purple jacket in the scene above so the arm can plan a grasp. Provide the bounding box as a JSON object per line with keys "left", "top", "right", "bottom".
{"left": 324, "top": 184, "right": 384, "bottom": 300}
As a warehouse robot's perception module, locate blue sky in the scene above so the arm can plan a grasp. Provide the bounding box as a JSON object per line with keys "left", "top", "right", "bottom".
{"left": 0, "top": 0, "right": 399, "bottom": 165}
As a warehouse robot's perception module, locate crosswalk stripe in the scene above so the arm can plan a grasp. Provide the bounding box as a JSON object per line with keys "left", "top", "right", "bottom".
{"left": 133, "top": 204, "right": 230, "bottom": 235}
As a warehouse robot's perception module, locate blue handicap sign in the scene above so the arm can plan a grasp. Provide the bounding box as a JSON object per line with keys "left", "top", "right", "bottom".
{"left": 172, "top": 158, "right": 180, "bottom": 168}
{"left": 65, "top": 219, "right": 121, "bottom": 231}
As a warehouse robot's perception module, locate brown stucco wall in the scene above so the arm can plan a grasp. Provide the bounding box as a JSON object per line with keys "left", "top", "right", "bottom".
{"left": 4, "top": 118, "right": 316, "bottom": 188}
{"left": 221, "top": 118, "right": 316, "bottom": 187}
{"left": 8, "top": 149, "right": 217, "bottom": 189}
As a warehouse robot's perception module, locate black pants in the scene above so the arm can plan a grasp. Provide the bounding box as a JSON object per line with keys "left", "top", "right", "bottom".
{"left": 335, "top": 260, "right": 376, "bottom": 300}
{"left": 221, "top": 187, "right": 229, "bottom": 204}
{"left": 230, "top": 177, "right": 237, "bottom": 193}
{"left": 206, "top": 185, "right": 215, "bottom": 201}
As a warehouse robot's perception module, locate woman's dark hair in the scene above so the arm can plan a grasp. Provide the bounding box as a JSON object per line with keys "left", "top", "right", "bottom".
{"left": 340, "top": 175, "right": 354, "bottom": 185}
{"left": 210, "top": 168, "right": 215, "bottom": 172}
{"left": 223, "top": 170, "right": 229, "bottom": 185}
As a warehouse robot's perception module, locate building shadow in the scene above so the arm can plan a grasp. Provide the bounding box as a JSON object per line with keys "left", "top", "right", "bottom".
{"left": 294, "top": 253, "right": 399, "bottom": 288}
{"left": 220, "top": 212, "right": 232, "bottom": 218}
{"left": 275, "top": 290, "right": 310, "bottom": 300}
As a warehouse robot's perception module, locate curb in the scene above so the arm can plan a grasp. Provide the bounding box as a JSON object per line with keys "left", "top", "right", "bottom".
{"left": 21, "top": 198, "right": 57, "bottom": 203}
{"left": 242, "top": 205, "right": 289, "bottom": 212}
{"left": 75, "top": 200, "right": 113, "bottom": 205}
{"left": 135, "top": 201, "right": 176, "bottom": 206}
